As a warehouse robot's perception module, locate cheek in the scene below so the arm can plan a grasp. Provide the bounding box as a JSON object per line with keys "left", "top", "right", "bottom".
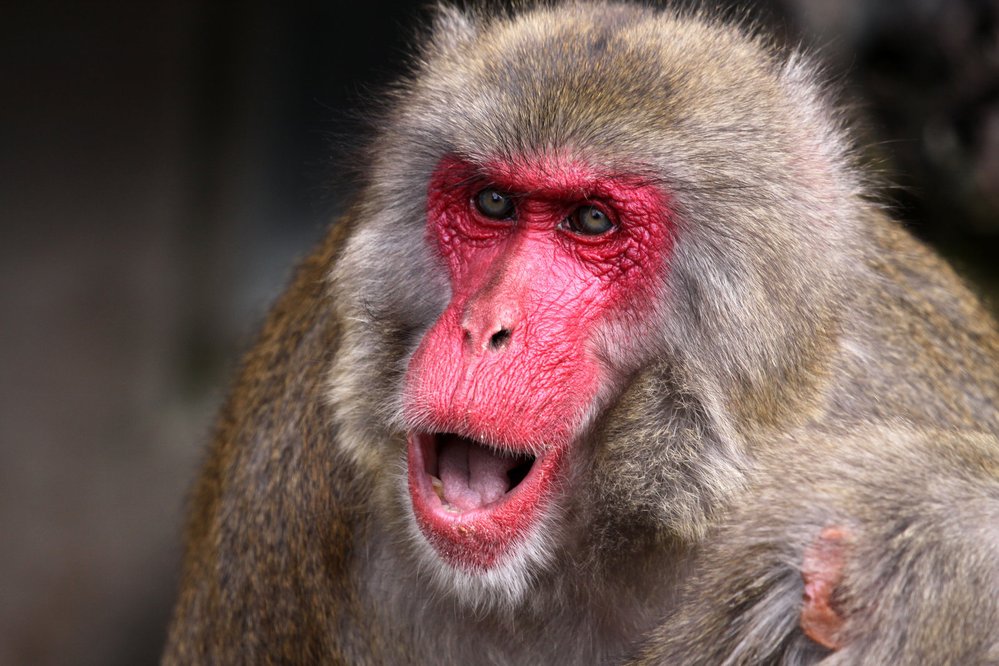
{"left": 607, "top": 192, "right": 674, "bottom": 301}
{"left": 429, "top": 198, "right": 472, "bottom": 273}
{"left": 567, "top": 235, "right": 671, "bottom": 338}
{"left": 426, "top": 161, "right": 506, "bottom": 278}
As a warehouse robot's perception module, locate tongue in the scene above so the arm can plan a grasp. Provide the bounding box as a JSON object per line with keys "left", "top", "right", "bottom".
{"left": 438, "top": 436, "right": 520, "bottom": 511}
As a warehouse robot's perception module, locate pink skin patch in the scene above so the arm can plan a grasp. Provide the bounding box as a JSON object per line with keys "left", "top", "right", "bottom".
{"left": 801, "top": 526, "right": 850, "bottom": 650}
{"left": 404, "top": 155, "right": 673, "bottom": 570}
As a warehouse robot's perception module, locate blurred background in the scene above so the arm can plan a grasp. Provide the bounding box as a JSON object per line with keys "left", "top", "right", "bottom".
{"left": 1, "top": 1, "right": 996, "bottom": 664}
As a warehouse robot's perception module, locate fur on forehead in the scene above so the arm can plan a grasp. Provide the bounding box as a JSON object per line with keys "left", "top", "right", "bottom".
{"left": 404, "top": 2, "right": 800, "bottom": 165}
{"left": 372, "top": 2, "right": 859, "bottom": 256}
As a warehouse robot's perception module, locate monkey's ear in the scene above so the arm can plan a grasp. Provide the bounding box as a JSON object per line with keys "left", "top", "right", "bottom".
{"left": 430, "top": 4, "right": 479, "bottom": 54}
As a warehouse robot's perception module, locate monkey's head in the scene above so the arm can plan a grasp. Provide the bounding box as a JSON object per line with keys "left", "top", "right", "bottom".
{"left": 329, "top": 3, "right": 862, "bottom": 606}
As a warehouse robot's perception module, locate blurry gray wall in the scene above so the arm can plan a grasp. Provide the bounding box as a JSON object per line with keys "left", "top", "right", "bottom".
{"left": 0, "top": 1, "right": 995, "bottom": 665}
{"left": 1, "top": 2, "right": 412, "bottom": 664}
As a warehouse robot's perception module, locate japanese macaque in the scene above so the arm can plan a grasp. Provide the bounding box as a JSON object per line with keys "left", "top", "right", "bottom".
{"left": 164, "top": 3, "right": 999, "bottom": 664}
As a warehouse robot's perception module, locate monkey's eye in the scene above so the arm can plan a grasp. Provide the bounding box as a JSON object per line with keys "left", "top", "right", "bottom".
{"left": 474, "top": 189, "right": 516, "bottom": 220}
{"left": 566, "top": 205, "right": 615, "bottom": 236}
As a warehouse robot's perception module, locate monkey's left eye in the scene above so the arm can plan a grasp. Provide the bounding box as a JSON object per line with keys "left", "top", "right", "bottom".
{"left": 474, "top": 189, "right": 516, "bottom": 220}
{"left": 565, "top": 205, "right": 615, "bottom": 236}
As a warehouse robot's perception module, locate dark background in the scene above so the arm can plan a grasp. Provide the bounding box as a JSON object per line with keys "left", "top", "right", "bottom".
{"left": 1, "top": 1, "right": 996, "bottom": 664}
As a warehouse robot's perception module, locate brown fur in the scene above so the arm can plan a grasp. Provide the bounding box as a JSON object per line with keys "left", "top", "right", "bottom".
{"left": 628, "top": 428, "right": 999, "bottom": 665}
{"left": 164, "top": 3, "right": 999, "bottom": 664}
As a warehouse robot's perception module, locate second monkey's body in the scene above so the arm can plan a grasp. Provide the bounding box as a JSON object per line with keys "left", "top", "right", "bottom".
{"left": 165, "top": 3, "right": 999, "bottom": 664}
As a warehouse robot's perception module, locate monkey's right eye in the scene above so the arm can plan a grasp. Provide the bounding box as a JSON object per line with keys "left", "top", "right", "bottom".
{"left": 474, "top": 189, "right": 516, "bottom": 220}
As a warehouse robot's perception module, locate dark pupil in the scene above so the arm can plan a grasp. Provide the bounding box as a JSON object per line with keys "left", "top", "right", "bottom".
{"left": 476, "top": 189, "right": 513, "bottom": 219}
{"left": 574, "top": 206, "right": 612, "bottom": 235}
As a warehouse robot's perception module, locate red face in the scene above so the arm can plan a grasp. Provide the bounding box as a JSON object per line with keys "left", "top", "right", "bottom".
{"left": 404, "top": 155, "right": 673, "bottom": 571}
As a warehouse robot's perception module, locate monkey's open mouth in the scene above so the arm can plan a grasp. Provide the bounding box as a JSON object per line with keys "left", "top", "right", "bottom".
{"left": 419, "top": 433, "right": 535, "bottom": 513}
{"left": 420, "top": 433, "right": 536, "bottom": 511}
{"left": 406, "top": 431, "right": 560, "bottom": 569}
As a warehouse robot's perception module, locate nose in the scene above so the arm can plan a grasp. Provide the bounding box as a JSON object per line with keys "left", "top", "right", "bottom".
{"left": 461, "top": 297, "right": 523, "bottom": 353}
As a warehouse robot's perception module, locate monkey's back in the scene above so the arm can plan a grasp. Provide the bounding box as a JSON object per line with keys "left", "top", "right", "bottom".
{"left": 164, "top": 219, "right": 382, "bottom": 663}
{"left": 825, "top": 210, "right": 999, "bottom": 433}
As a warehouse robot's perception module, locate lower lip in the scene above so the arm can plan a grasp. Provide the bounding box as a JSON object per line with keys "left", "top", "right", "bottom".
{"left": 406, "top": 432, "right": 564, "bottom": 570}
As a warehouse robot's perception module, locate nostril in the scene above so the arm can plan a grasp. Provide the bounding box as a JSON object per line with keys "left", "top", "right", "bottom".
{"left": 489, "top": 328, "right": 512, "bottom": 350}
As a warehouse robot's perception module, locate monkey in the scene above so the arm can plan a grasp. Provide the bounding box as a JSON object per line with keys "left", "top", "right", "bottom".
{"left": 163, "top": 2, "right": 999, "bottom": 664}
{"left": 626, "top": 427, "right": 999, "bottom": 665}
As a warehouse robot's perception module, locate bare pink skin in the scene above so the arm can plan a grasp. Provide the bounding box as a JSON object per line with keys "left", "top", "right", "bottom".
{"left": 404, "top": 155, "right": 673, "bottom": 570}
{"left": 801, "top": 526, "right": 850, "bottom": 650}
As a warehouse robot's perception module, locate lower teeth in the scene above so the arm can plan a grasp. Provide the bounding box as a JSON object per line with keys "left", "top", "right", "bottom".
{"left": 430, "top": 474, "right": 466, "bottom": 513}
{"left": 430, "top": 475, "right": 446, "bottom": 502}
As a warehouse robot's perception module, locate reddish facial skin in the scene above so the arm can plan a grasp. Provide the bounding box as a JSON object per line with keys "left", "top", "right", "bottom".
{"left": 404, "top": 155, "right": 673, "bottom": 570}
